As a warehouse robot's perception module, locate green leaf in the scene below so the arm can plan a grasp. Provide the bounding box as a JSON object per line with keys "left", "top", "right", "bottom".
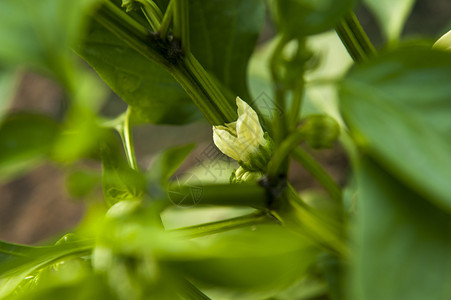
{"left": 0, "top": 240, "right": 93, "bottom": 299}
{"left": 0, "top": 0, "right": 100, "bottom": 81}
{"left": 269, "top": 0, "right": 356, "bottom": 37}
{"left": 76, "top": 18, "right": 201, "bottom": 124}
{"left": 101, "top": 144, "right": 146, "bottom": 207}
{"left": 0, "top": 113, "right": 59, "bottom": 181}
{"left": 189, "top": 0, "right": 265, "bottom": 100}
{"left": 340, "top": 47, "right": 451, "bottom": 210}
{"left": 363, "top": 0, "right": 415, "bottom": 42}
{"left": 351, "top": 158, "right": 451, "bottom": 300}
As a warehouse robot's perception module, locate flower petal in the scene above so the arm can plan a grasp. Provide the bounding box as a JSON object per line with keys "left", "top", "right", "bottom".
{"left": 236, "top": 97, "right": 266, "bottom": 158}
{"left": 213, "top": 126, "right": 241, "bottom": 161}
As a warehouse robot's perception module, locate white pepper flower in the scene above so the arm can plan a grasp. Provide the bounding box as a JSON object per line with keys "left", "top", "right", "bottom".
{"left": 213, "top": 97, "right": 267, "bottom": 163}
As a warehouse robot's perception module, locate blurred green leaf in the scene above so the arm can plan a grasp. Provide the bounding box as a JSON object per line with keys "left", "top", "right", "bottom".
{"left": 0, "top": 68, "right": 20, "bottom": 124}
{"left": 52, "top": 107, "right": 108, "bottom": 163}
{"left": 0, "top": 0, "right": 100, "bottom": 82}
{"left": 363, "top": 0, "right": 415, "bottom": 42}
{"left": 8, "top": 274, "right": 117, "bottom": 300}
{"left": 0, "top": 240, "right": 92, "bottom": 299}
{"left": 101, "top": 144, "right": 146, "bottom": 207}
{"left": 269, "top": 0, "right": 356, "bottom": 38}
{"left": 168, "top": 224, "right": 317, "bottom": 291}
{"left": 351, "top": 158, "right": 451, "bottom": 300}
{"left": 0, "top": 113, "right": 59, "bottom": 181}
{"left": 66, "top": 169, "right": 101, "bottom": 198}
{"left": 340, "top": 47, "right": 451, "bottom": 210}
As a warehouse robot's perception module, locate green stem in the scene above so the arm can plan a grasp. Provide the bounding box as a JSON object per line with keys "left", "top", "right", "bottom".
{"left": 173, "top": 0, "right": 190, "bottom": 53}
{"left": 119, "top": 108, "right": 138, "bottom": 170}
{"left": 270, "top": 36, "right": 289, "bottom": 145}
{"left": 169, "top": 211, "right": 277, "bottom": 238}
{"left": 138, "top": 0, "right": 163, "bottom": 31}
{"left": 335, "top": 12, "right": 376, "bottom": 62}
{"left": 159, "top": 0, "right": 174, "bottom": 40}
{"left": 288, "top": 82, "right": 304, "bottom": 131}
{"left": 291, "top": 147, "right": 341, "bottom": 202}
{"left": 267, "top": 128, "right": 307, "bottom": 180}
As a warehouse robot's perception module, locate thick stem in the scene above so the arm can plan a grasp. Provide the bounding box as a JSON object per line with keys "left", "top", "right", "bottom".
{"left": 335, "top": 12, "right": 376, "bottom": 62}
{"left": 173, "top": 0, "right": 190, "bottom": 53}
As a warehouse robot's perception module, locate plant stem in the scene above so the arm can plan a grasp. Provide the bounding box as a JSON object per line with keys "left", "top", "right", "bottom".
{"left": 169, "top": 211, "right": 277, "bottom": 238}
{"left": 270, "top": 36, "right": 289, "bottom": 145}
{"left": 173, "top": 0, "right": 190, "bottom": 53}
{"left": 291, "top": 147, "right": 341, "bottom": 202}
{"left": 159, "top": 0, "right": 174, "bottom": 40}
{"left": 267, "top": 128, "right": 307, "bottom": 180}
{"left": 119, "top": 108, "right": 138, "bottom": 170}
{"left": 138, "top": 0, "right": 163, "bottom": 31}
{"left": 335, "top": 12, "right": 376, "bottom": 62}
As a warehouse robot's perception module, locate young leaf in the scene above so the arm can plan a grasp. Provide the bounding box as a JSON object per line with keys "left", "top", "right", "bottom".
{"left": 363, "top": 0, "right": 415, "bottom": 42}
{"left": 351, "top": 158, "right": 451, "bottom": 300}
{"left": 0, "top": 113, "right": 59, "bottom": 181}
{"left": 340, "top": 47, "right": 451, "bottom": 211}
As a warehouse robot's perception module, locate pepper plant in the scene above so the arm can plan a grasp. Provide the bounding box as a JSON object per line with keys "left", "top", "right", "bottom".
{"left": 1, "top": 0, "right": 451, "bottom": 299}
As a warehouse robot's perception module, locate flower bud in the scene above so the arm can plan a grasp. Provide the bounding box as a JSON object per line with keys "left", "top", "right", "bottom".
{"left": 303, "top": 115, "right": 340, "bottom": 149}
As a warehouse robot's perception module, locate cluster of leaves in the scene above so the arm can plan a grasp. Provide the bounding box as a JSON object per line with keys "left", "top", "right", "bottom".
{"left": 1, "top": 0, "right": 451, "bottom": 299}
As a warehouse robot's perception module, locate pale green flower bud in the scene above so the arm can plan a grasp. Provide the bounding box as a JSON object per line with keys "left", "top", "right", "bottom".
{"left": 230, "top": 166, "right": 263, "bottom": 184}
{"left": 433, "top": 29, "right": 451, "bottom": 50}
{"left": 213, "top": 97, "right": 270, "bottom": 166}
